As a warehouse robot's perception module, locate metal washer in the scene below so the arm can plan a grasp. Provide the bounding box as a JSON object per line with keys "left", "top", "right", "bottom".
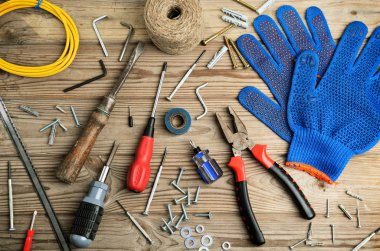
{"left": 222, "top": 241, "right": 231, "bottom": 250}
{"left": 201, "top": 234, "right": 213, "bottom": 247}
{"left": 195, "top": 224, "right": 205, "bottom": 234}
{"left": 198, "top": 247, "right": 209, "bottom": 251}
{"left": 181, "top": 226, "right": 192, "bottom": 238}
{"left": 184, "top": 237, "right": 197, "bottom": 249}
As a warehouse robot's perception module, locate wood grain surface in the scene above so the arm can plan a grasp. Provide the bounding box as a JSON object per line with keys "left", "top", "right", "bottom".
{"left": 1, "top": 0, "right": 380, "bottom": 250}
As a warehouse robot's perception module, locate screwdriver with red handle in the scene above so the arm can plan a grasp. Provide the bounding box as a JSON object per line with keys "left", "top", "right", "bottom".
{"left": 127, "top": 62, "right": 167, "bottom": 192}
{"left": 23, "top": 210, "right": 37, "bottom": 251}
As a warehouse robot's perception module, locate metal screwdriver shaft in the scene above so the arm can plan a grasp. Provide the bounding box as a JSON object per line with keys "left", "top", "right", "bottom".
{"left": 143, "top": 148, "right": 168, "bottom": 215}
{"left": 8, "top": 161, "right": 15, "bottom": 231}
{"left": 23, "top": 210, "right": 37, "bottom": 251}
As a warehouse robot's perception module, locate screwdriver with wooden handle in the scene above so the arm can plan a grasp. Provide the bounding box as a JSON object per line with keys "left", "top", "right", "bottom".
{"left": 126, "top": 62, "right": 167, "bottom": 192}
{"left": 56, "top": 42, "right": 144, "bottom": 184}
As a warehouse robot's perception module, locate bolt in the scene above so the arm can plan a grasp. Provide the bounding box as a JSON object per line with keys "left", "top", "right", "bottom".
{"left": 161, "top": 215, "right": 177, "bottom": 231}
{"left": 171, "top": 180, "right": 186, "bottom": 195}
{"left": 39, "top": 118, "right": 60, "bottom": 132}
{"left": 330, "top": 224, "right": 335, "bottom": 244}
{"left": 338, "top": 204, "right": 353, "bottom": 220}
{"left": 357, "top": 208, "right": 362, "bottom": 228}
{"left": 194, "top": 185, "right": 200, "bottom": 204}
{"left": 176, "top": 167, "right": 185, "bottom": 186}
{"left": 58, "top": 121, "right": 68, "bottom": 132}
{"left": 289, "top": 238, "right": 306, "bottom": 250}
{"left": 55, "top": 105, "right": 66, "bottom": 113}
{"left": 346, "top": 190, "right": 363, "bottom": 201}
{"left": 70, "top": 106, "right": 80, "bottom": 127}
{"left": 167, "top": 204, "right": 173, "bottom": 221}
{"left": 187, "top": 188, "right": 191, "bottom": 207}
{"left": 173, "top": 214, "right": 185, "bottom": 230}
{"left": 181, "top": 203, "right": 189, "bottom": 221}
{"left": 310, "top": 242, "right": 324, "bottom": 247}
{"left": 19, "top": 105, "right": 39, "bottom": 117}
{"left": 162, "top": 218, "right": 174, "bottom": 235}
{"left": 325, "top": 198, "right": 330, "bottom": 218}
{"left": 193, "top": 212, "right": 212, "bottom": 219}
{"left": 174, "top": 195, "right": 188, "bottom": 205}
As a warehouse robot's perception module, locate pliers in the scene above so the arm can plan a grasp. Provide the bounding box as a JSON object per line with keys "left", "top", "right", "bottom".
{"left": 216, "top": 106, "right": 315, "bottom": 245}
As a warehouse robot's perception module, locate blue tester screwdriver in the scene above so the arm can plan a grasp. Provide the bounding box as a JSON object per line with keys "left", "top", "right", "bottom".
{"left": 190, "top": 140, "right": 223, "bottom": 184}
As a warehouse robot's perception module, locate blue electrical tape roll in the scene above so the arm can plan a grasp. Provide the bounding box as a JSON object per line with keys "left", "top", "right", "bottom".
{"left": 164, "top": 108, "right": 191, "bottom": 135}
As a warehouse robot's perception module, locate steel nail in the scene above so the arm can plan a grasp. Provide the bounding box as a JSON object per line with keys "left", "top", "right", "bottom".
{"left": 193, "top": 212, "right": 212, "bottom": 219}
{"left": 171, "top": 180, "right": 186, "bottom": 195}
{"left": 176, "top": 167, "right": 185, "bottom": 186}
{"left": 289, "top": 238, "right": 306, "bottom": 250}
{"left": 194, "top": 185, "right": 200, "bottom": 204}
{"left": 181, "top": 203, "right": 189, "bottom": 221}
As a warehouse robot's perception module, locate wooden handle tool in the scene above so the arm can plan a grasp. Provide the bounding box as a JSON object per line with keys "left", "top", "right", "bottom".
{"left": 56, "top": 42, "right": 145, "bottom": 184}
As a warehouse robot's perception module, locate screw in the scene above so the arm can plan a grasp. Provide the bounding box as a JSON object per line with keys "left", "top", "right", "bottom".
{"left": 171, "top": 180, "right": 186, "bottom": 195}
{"left": 224, "top": 36, "right": 239, "bottom": 69}
{"left": 187, "top": 188, "right": 191, "bottom": 207}
{"left": 176, "top": 167, "right": 185, "bottom": 186}
{"left": 70, "top": 106, "right": 80, "bottom": 127}
{"left": 173, "top": 214, "right": 185, "bottom": 230}
{"left": 162, "top": 218, "right": 174, "bottom": 235}
{"left": 194, "top": 185, "right": 200, "bottom": 204}
{"left": 346, "top": 190, "right": 364, "bottom": 201}
{"left": 289, "top": 238, "right": 306, "bottom": 250}
{"left": 161, "top": 215, "right": 177, "bottom": 231}
{"left": 338, "top": 204, "right": 353, "bottom": 220}
{"left": 193, "top": 212, "right": 212, "bottom": 219}
{"left": 167, "top": 204, "right": 173, "bottom": 221}
{"left": 325, "top": 198, "right": 330, "bottom": 218}
{"left": 181, "top": 203, "right": 189, "bottom": 221}
{"left": 55, "top": 105, "right": 66, "bottom": 113}
{"left": 174, "top": 195, "right": 188, "bottom": 205}
{"left": 201, "top": 24, "right": 234, "bottom": 46}
{"left": 330, "top": 224, "right": 335, "bottom": 244}
{"left": 228, "top": 38, "right": 250, "bottom": 69}
{"left": 58, "top": 121, "right": 68, "bottom": 132}
{"left": 19, "top": 105, "right": 40, "bottom": 117}
{"left": 357, "top": 208, "right": 362, "bottom": 228}
{"left": 39, "top": 118, "right": 60, "bottom": 132}
{"left": 48, "top": 123, "right": 57, "bottom": 146}
{"left": 310, "top": 242, "right": 324, "bottom": 247}
{"left": 128, "top": 106, "right": 133, "bottom": 127}
{"left": 306, "top": 222, "right": 313, "bottom": 245}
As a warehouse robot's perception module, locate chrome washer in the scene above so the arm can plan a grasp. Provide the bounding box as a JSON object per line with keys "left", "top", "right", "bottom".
{"left": 198, "top": 246, "right": 209, "bottom": 251}
{"left": 195, "top": 224, "right": 205, "bottom": 234}
{"left": 201, "top": 234, "right": 213, "bottom": 247}
{"left": 181, "top": 226, "right": 192, "bottom": 239}
{"left": 222, "top": 241, "right": 231, "bottom": 250}
{"left": 184, "top": 237, "right": 197, "bottom": 249}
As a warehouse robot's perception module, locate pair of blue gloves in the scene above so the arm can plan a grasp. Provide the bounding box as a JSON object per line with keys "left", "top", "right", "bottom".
{"left": 237, "top": 6, "right": 380, "bottom": 183}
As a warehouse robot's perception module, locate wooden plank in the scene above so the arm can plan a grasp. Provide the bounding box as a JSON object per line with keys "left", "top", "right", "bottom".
{"left": 0, "top": 0, "right": 379, "bottom": 250}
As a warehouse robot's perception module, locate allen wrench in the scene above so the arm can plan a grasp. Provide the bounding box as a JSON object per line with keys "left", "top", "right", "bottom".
{"left": 195, "top": 82, "right": 208, "bottom": 120}
{"left": 93, "top": 15, "right": 109, "bottom": 57}
{"left": 63, "top": 60, "right": 107, "bottom": 92}
{"left": 119, "top": 22, "right": 134, "bottom": 61}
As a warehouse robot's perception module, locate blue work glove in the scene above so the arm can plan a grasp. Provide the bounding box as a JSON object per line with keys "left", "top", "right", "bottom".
{"left": 286, "top": 22, "right": 380, "bottom": 183}
{"left": 237, "top": 6, "right": 335, "bottom": 142}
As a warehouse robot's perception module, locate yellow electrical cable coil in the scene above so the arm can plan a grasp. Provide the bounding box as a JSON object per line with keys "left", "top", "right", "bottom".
{"left": 0, "top": 0, "right": 79, "bottom": 77}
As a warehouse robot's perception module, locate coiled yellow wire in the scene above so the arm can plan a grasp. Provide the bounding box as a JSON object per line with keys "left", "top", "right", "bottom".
{"left": 0, "top": 0, "right": 79, "bottom": 77}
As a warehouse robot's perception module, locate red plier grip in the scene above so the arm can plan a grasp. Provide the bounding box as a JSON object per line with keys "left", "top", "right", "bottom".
{"left": 228, "top": 156, "right": 265, "bottom": 245}
{"left": 251, "top": 145, "right": 315, "bottom": 220}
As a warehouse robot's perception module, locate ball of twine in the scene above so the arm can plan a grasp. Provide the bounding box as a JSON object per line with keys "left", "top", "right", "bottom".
{"left": 144, "top": 0, "right": 203, "bottom": 55}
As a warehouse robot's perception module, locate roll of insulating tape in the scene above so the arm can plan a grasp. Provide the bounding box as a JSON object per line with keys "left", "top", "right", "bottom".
{"left": 164, "top": 108, "right": 191, "bottom": 135}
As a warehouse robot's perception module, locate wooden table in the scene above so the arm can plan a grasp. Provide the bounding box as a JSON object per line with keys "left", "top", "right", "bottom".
{"left": 1, "top": 0, "right": 379, "bottom": 250}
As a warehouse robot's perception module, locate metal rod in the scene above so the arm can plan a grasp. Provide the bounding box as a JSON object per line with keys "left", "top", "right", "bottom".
{"left": 8, "top": 161, "right": 15, "bottom": 231}
{"left": 143, "top": 148, "right": 167, "bottom": 215}
{"left": 99, "top": 141, "right": 120, "bottom": 182}
{"left": 92, "top": 15, "right": 109, "bottom": 57}
{"left": 117, "top": 201, "right": 154, "bottom": 244}
{"left": 151, "top": 62, "right": 167, "bottom": 118}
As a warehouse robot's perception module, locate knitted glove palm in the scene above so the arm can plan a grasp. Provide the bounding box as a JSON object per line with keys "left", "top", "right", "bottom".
{"left": 237, "top": 5, "right": 335, "bottom": 142}
{"left": 286, "top": 22, "right": 380, "bottom": 183}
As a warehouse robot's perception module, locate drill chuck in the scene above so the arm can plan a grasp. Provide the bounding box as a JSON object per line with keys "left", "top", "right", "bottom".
{"left": 190, "top": 141, "right": 223, "bottom": 184}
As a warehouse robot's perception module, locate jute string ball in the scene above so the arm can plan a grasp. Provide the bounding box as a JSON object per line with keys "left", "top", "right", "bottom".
{"left": 144, "top": 0, "right": 203, "bottom": 55}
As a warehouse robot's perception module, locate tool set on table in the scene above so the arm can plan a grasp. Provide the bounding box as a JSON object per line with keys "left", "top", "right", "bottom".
{"left": 0, "top": 0, "right": 379, "bottom": 250}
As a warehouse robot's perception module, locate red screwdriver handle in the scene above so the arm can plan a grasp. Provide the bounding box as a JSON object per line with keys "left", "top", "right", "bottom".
{"left": 127, "top": 136, "right": 153, "bottom": 192}
{"left": 23, "top": 229, "right": 35, "bottom": 251}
